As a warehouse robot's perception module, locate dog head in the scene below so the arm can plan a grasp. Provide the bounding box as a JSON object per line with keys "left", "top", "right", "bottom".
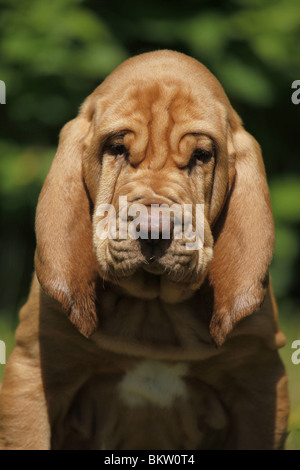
{"left": 35, "top": 50, "right": 274, "bottom": 346}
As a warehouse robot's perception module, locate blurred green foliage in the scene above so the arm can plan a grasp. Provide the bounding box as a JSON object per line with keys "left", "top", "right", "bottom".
{"left": 0, "top": 0, "right": 300, "bottom": 448}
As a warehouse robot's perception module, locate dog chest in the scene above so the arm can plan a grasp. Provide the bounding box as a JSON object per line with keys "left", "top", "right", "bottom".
{"left": 60, "top": 358, "right": 228, "bottom": 450}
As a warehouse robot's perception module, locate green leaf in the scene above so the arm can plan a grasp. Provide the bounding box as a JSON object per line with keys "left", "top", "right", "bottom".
{"left": 219, "top": 58, "right": 274, "bottom": 105}
{"left": 270, "top": 177, "right": 300, "bottom": 223}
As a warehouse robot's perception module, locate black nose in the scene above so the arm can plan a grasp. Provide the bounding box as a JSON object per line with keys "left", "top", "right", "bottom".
{"left": 136, "top": 207, "right": 173, "bottom": 262}
{"left": 140, "top": 235, "right": 172, "bottom": 262}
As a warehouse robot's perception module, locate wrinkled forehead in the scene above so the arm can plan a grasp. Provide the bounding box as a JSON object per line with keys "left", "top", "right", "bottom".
{"left": 91, "top": 53, "right": 230, "bottom": 141}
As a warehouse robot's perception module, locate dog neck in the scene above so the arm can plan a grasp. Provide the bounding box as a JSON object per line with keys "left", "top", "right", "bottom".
{"left": 91, "top": 279, "right": 220, "bottom": 361}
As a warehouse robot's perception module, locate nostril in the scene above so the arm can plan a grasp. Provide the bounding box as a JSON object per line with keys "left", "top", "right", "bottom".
{"left": 140, "top": 237, "right": 172, "bottom": 263}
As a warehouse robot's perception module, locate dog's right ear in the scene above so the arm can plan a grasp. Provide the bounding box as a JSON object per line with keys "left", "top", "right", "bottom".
{"left": 35, "top": 98, "right": 100, "bottom": 338}
{"left": 208, "top": 113, "right": 275, "bottom": 347}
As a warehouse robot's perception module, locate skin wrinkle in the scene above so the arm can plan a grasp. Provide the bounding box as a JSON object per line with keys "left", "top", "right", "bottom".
{"left": 150, "top": 87, "right": 172, "bottom": 170}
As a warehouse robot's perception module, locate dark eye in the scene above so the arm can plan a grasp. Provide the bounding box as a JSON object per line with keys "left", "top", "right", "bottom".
{"left": 109, "top": 144, "right": 128, "bottom": 157}
{"left": 191, "top": 148, "right": 213, "bottom": 164}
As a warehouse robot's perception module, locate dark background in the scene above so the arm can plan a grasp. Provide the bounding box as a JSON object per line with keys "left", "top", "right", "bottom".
{"left": 0, "top": 0, "right": 299, "bottom": 448}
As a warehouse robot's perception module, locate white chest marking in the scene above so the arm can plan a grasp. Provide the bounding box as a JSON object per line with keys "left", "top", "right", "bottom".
{"left": 119, "top": 360, "right": 188, "bottom": 408}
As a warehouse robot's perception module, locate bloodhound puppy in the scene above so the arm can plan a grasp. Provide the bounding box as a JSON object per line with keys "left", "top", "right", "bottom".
{"left": 0, "top": 50, "right": 289, "bottom": 450}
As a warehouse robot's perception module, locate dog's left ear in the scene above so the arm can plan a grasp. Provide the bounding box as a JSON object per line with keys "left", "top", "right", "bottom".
{"left": 208, "top": 112, "right": 275, "bottom": 346}
{"left": 35, "top": 96, "right": 100, "bottom": 338}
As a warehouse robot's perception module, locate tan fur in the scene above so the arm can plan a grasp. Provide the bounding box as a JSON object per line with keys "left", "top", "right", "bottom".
{"left": 0, "top": 50, "right": 289, "bottom": 449}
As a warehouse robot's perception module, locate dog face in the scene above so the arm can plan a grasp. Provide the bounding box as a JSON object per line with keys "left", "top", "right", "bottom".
{"left": 35, "top": 51, "right": 274, "bottom": 345}
{"left": 85, "top": 54, "right": 231, "bottom": 303}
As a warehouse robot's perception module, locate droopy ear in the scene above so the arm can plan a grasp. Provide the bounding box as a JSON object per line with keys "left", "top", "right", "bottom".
{"left": 35, "top": 105, "right": 99, "bottom": 338}
{"left": 208, "top": 115, "right": 275, "bottom": 346}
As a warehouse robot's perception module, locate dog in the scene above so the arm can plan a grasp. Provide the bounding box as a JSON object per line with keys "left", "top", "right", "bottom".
{"left": 0, "top": 50, "right": 289, "bottom": 450}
